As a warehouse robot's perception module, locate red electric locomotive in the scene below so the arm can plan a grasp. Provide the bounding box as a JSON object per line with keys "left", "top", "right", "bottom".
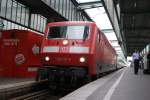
{"left": 37, "top": 21, "right": 117, "bottom": 84}
{"left": 0, "top": 29, "right": 43, "bottom": 77}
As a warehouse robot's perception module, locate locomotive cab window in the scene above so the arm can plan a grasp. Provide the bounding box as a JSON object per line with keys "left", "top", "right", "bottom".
{"left": 48, "top": 26, "right": 67, "bottom": 39}
{"left": 47, "top": 25, "right": 89, "bottom": 39}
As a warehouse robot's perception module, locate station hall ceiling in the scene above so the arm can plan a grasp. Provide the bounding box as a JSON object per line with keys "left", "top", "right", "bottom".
{"left": 120, "top": 0, "right": 150, "bottom": 55}
{"left": 17, "top": 0, "right": 150, "bottom": 56}
{"left": 75, "top": 0, "right": 150, "bottom": 56}
{"left": 74, "top": 0, "right": 124, "bottom": 55}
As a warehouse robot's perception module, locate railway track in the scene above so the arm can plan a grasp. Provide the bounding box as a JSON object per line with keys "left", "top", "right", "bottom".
{"left": 11, "top": 89, "right": 64, "bottom": 100}
{"left": 10, "top": 89, "right": 50, "bottom": 100}
{"left": 0, "top": 80, "right": 49, "bottom": 100}
{"left": 0, "top": 79, "right": 72, "bottom": 100}
{"left": 0, "top": 70, "right": 121, "bottom": 100}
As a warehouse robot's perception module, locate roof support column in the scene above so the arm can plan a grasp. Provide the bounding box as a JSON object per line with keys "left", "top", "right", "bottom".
{"left": 101, "top": 0, "right": 127, "bottom": 56}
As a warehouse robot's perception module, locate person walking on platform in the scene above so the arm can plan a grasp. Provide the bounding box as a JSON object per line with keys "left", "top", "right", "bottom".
{"left": 132, "top": 50, "right": 140, "bottom": 74}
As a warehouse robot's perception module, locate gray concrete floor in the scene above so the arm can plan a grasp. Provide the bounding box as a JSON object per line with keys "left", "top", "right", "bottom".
{"left": 56, "top": 66, "right": 150, "bottom": 100}
{"left": 89, "top": 67, "right": 150, "bottom": 100}
{"left": 111, "top": 67, "right": 150, "bottom": 100}
{"left": 87, "top": 67, "right": 150, "bottom": 100}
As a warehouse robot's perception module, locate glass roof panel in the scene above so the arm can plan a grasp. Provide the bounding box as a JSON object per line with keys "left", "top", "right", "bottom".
{"left": 76, "top": 0, "right": 100, "bottom": 3}
{"left": 111, "top": 42, "right": 119, "bottom": 47}
{"left": 83, "top": 5, "right": 124, "bottom": 55}
{"left": 104, "top": 32, "right": 117, "bottom": 40}
{"left": 115, "top": 47, "right": 122, "bottom": 51}
{"left": 85, "top": 7, "right": 113, "bottom": 30}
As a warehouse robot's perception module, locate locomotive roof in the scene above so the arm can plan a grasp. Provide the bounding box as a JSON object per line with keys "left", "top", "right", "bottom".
{"left": 47, "top": 21, "right": 96, "bottom": 26}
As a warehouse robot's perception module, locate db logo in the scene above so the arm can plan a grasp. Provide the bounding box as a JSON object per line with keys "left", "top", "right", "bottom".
{"left": 32, "top": 44, "right": 40, "bottom": 55}
{"left": 15, "top": 53, "right": 25, "bottom": 65}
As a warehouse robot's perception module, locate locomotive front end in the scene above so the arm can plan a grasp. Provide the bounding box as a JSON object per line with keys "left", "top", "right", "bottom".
{"left": 37, "top": 22, "right": 93, "bottom": 85}
{"left": 41, "top": 22, "right": 91, "bottom": 67}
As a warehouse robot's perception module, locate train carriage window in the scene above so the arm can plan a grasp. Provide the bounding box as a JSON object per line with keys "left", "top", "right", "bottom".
{"left": 47, "top": 25, "right": 89, "bottom": 39}
{"left": 97, "top": 29, "right": 101, "bottom": 42}
{"left": 96, "top": 32, "right": 99, "bottom": 43}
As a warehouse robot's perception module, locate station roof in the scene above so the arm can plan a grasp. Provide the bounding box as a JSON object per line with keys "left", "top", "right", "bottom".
{"left": 74, "top": 0, "right": 150, "bottom": 56}
{"left": 73, "top": 0, "right": 124, "bottom": 56}
{"left": 120, "top": 0, "right": 150, "bottom": 55}
{"left": 16, "top": 0, "right": 67, "bottom": 21}
{"left": 17, "top": 0, "right": 149, "bottom": 56}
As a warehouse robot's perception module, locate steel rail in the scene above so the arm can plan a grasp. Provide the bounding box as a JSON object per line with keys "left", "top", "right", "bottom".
{"left": 10, "top": 89, "right": 50, "bottom": 100}
{"left": 0, "top": 80, "right": 49, "bottom": 100}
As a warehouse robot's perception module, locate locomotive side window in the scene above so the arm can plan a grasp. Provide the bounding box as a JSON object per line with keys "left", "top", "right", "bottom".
{"left": 83, "top": 26, "right": 89, "bottom": 40}
{"left": 47, "top": 25, "right": 89, "bottom": 39}
{"left": 96, "top": 32, "right": 99, "bottom": 43}
{"left": 97, "top": 30, "right": 101, "bottom": 42}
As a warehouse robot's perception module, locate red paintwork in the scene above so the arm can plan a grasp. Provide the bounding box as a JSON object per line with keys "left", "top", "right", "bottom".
{"left": 41, "top": 21, "right": 117, "bottom": 76}
{"left": 0, "top": 29, "right": 43, "bottom": 77}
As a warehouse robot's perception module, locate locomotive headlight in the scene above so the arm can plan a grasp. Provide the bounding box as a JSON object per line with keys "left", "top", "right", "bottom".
{"left": 80, "top": 57, "right": 85, "bottom": 63}
{"left": 45, "top": 56, "right": 50, "bottom": 61}
{"left": 63, "top": 40, "right": 68, "bottom": 45}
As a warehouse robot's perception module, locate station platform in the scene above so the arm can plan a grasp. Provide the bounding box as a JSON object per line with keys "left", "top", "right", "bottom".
{"left": 60, "top": 67, "right": 150, "bottom": 100}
